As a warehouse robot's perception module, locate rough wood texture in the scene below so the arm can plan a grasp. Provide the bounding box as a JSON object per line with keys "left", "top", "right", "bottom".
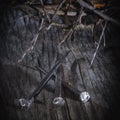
{"left": 0, "top": 2, "right": 120, "bottom": 120}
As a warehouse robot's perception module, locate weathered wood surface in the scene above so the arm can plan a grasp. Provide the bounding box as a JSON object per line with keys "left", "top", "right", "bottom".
{"left": 0, "top": 3, "right": 120, "bottom": 120}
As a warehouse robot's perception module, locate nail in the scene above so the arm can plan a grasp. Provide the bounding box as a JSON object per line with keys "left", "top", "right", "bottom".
{"left": 80, "top": 91, "right": 90, "bottom": 103}
{"left": 18, "top": 51, "right": 70, "bottom": 109}
{"left": 52, "top": 97, "right": 65, "bottom": 107}
{"left": 18, "top": 98, "right": 34, "bottom": 110}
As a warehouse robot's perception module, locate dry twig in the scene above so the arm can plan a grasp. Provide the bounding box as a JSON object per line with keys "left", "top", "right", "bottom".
{"left": 77, "top": 0, "right": 120, "bottom": 25}
{"left": 46, "top": 0, "right": 66, "bottom": 30}
{"left": 90, "top": 21, "right": 107, "bottom": 67}
{"left": 18, "top": 18, "right": 44, "bottom": 63}
{"left": 58, "top": 7, "right": 85, "bottom": 46}
{"left": 39, "top": 0, "right": 51, "bottom": 22}
{"left": 33, "top": 5, "right": 78, "bottom": 16}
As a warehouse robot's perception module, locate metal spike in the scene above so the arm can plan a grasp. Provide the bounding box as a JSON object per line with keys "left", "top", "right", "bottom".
{"left": 53, "top": 97, "right": 65, "bottom": 106}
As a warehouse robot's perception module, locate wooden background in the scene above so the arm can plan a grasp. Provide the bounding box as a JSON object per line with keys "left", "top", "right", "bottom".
{"left": 0, "top": 1, "right": 120, "bottom": 120}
